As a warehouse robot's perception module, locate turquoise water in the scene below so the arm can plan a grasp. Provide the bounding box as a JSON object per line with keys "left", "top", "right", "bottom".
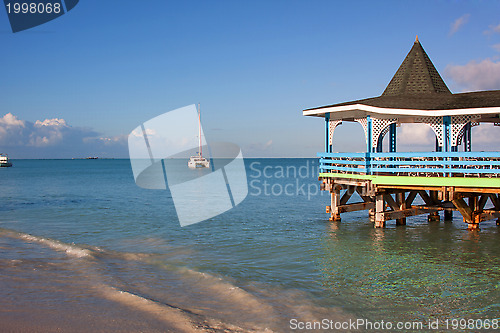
{"left": 1, "top": 159, "right": 500, "bottom": 331}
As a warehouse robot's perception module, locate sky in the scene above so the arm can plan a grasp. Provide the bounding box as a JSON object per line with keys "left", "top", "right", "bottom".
{"left": 1, "top": 0, "right": 500, "bottom": 158}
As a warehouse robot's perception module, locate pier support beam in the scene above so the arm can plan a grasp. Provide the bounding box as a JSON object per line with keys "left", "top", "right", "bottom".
{"left": 428, "top": 211, "right": 440, "bottom": 222}
{"left": 444, "top": 209, "right": 453, "bottom": 221}
{"left": 428, "top": 191, "right": 440, "bottom": 222}
{"left": 375, "top": 194, "right": 385, "bottom": 228}
{"left": 452, "top": 195, "right": 480, "bottom": 231}
{"left": 329, "top": 187, "right": 341, "bottom": 221}
{"left": 396, "top": 192, "right": 406, "bottom": 225}
{"left": 319, "top": 177, "right": 500, "bottom": 231}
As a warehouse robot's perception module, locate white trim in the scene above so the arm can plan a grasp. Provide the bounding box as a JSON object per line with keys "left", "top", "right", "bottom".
{"left": 303, "top": 104, "right": 500, "bottom": 118}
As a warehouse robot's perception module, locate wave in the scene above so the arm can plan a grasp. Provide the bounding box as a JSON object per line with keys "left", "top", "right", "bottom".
{"left": 0, "top": 228, "right": 156, "bottom": 261}
{"left": 0, "top": 228, "right": 95, "bottom": 258}
{"left": 0, "top": 228, "right": 352, "bottom": 332}
{"left": 0, "top": 228, "right": 258, "bottom": 332}
{"left": 96, "top": 284, "right": 261, "bottom": 333}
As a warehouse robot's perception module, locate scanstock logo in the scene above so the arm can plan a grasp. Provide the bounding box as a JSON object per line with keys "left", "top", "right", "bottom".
{"left": 3, "top": 0, "right": 79, "bottom": 33}
{"left": 128, "top": 105, "right": 248, "bottom": 227}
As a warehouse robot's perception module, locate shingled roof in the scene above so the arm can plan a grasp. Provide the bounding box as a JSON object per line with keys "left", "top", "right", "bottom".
{"left": 304, "top": 38, "right": 500, "bottom": 115}
{"left": 382, "top": 37, "right": 451, "bottom": 96}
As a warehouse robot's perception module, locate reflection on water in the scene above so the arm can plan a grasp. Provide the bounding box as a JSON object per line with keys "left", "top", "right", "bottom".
{"left": 320, "top": 217, "right": 500, "bottom": 323}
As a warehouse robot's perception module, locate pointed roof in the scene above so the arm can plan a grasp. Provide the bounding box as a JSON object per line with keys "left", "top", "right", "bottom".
{"left": 382, "top": 38, "right": 451, "bottom": 96}
{"left": 303, "top": 38, "right": 500, "bottom": 118}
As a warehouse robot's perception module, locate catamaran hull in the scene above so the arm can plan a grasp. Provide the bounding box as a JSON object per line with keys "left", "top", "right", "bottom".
{"left": 188, "top": 160, "right": 210, "bottom": 168}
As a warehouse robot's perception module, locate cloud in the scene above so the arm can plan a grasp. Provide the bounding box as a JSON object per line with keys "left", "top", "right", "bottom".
{"left": 396, "top": 123, "right": 500, "bottom": 152}
{"left": 445, "top": 58, "right": 500, "bottom": 91}
{"left": 492, "top": 43, "right": 500, "bottom": 52}
{"left": 470, "top": 123, "right": 500, "bottom": 151}
{"left": 397, "top": 124, "right": 436, "bottom": 152}
{"left": 484, "top": 23, "right": 500, "bottom": 35}
{"left": 449, "top": 14, "right": 470, "bottom": 36}
{"left": 0, "top": 113, "right": 127, "bottom": 158}
{"left": 0, "top": 113, "right": 25, "bottom": 127}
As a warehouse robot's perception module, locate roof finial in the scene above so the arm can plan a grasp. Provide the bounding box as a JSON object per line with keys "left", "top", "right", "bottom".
{"left": 415, "top": 35, "right": 419, "bottom": 43}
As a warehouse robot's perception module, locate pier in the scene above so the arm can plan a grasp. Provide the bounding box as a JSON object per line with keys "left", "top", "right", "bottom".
{"left": 304, "top": 37, "right": 500, "bottom": 230}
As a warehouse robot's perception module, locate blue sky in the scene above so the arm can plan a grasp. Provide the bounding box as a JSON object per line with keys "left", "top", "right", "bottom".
{"left": 1, "top": 0, "right": 500, "bottom": 158}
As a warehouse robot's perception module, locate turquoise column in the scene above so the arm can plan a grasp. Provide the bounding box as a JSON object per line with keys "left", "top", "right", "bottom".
{"left": 367, "top": 116, "right": 372, "bottom": 153}
{"left": 325, "top": 113, "right": 330, "bottom": 153}
{"left": 436, "top": 137, "right": 442, "bottom": 152}
{"left": 464, "top": 122, "right": 471, "bottom": 152}
{"left": 443, "top": 116, "right": 452, "bottom": 177}
{"left": 366, "top": 116, "right": 372, "bottom": 174}
{"left": 389, "top": 123, "right": 397, "bottom": 152}
{"left": 443, "top": 116, "right": 451, "bottom": 152}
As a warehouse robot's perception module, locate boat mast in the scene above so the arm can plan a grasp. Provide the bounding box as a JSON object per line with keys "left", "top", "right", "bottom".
{"left": 198, "top": 103, "right": 202, "bottom": 157}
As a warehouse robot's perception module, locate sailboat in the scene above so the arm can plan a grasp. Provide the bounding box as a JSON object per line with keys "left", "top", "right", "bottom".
{"left": 188, "top": 104, "right": 210, "bottom": 168}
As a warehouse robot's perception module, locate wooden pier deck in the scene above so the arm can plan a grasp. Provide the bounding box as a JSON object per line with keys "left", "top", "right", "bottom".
{"left": 319, "top": 152, "right": 500, "bottom": 230}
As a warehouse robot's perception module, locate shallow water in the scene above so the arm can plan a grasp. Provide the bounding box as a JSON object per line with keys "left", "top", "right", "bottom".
{"left": 1, "top": 159, "right": 500, "bottom": 331}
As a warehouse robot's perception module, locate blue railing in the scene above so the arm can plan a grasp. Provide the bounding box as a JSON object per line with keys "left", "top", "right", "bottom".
{"left": 318, "top": 152, "right": 500, "bottom": 177}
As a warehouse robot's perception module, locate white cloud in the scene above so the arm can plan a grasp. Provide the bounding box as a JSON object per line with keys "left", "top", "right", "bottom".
{"left": 130, "top": 129, "right": 143, "bottom": 138}
{"left": 0, "top": 113, "right": 30, "bottom": 146}
{"left": 396, "top": 123, "right": 500, "bottom": 152}
{"left": 470, "top": 123, "right": 500, "bottom": 151}
{"left": 0, "top": 113, "right": 25, "bottom": 127}
{"left": 144, "top": 128, "right": 156, "bottom": 136}
{"left": 397, "top": 124, "right": 436, "bottom": 151}
{"left": 0, "top": 113, "right": 127, "bottom": 158}
{"left": 445, "top": 58, "right": 500, "bottom": 91}
{"left": 484, "top": 23, "right": 500, "bottom": 35}
{"left": 34, "top": 118, "right": 67, "bottom": 127}
{"left": 449, "top": 14, "right": 470, "bottom": 36}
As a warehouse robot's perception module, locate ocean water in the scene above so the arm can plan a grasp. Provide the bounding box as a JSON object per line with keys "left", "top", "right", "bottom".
{"left": 1, "top": 159, "right": 500, "bottom": 332}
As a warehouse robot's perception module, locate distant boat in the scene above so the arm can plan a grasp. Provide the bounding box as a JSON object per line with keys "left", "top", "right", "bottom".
{"left": 0, "top": 153, "right": 12, "bottom": 167}
{"left": 86, "top": 157, "right": 99, "bottom": 160}
{"left": 188, "top": 104, "right": 210, "bottom": 169}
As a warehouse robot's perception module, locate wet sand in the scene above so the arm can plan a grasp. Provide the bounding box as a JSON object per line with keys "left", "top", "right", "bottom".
{"left": 0, "top": 233, "right": 257, "bottom": 333}
{"left": 0, "top": 260, "right": 257, "bottom": 333}
{"left": 0, "top": 228, "right": 352, "bottom": 333}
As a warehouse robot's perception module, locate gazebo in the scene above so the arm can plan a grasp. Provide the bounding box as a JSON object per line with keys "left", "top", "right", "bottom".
{"left": 303, "top": 37, "right": 500, "bottom": 230}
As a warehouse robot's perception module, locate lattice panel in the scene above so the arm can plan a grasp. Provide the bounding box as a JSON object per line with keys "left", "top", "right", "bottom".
{"left": 415, "top": 116, "right": 444, "bottom": 147}
{"left": 329, "top": 120, "right": 343, "bottom": 145}
{"left": 379, "top": 126, "right": 391, "bottom": 145}
{"left": 450, "top": 115, "right": 480, "bottom": 147}
{"left": 354, "top": 118, "right": 368, "bottom": 145}
{"left": 371, "top": 118, "right": 398, "bottom": 149}
{"left": 457, "top": 125, "right": 466, "bottom": 146}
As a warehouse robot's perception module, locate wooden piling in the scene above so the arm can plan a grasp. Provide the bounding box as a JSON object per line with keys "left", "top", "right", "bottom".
{"left": 319, "top": 175, "right": 500, "bottom": 231}
{"left": 395, "top": 192, "right": 406, "bottom": 225}
{"left": 329, "top": 186, "right": 341, "bottom": 222}
{"left": 428, "top": 191, "right": 440, "bottom": 222}
{"left": 375, "top": 194, "right": 385, "bottom": 228}
{"left": 444, "top": 209, "right": 453, "bottom": 221}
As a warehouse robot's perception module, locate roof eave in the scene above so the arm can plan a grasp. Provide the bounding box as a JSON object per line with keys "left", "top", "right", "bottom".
{"left": 303, "top": 104, "right": 500, "bottom": 119}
